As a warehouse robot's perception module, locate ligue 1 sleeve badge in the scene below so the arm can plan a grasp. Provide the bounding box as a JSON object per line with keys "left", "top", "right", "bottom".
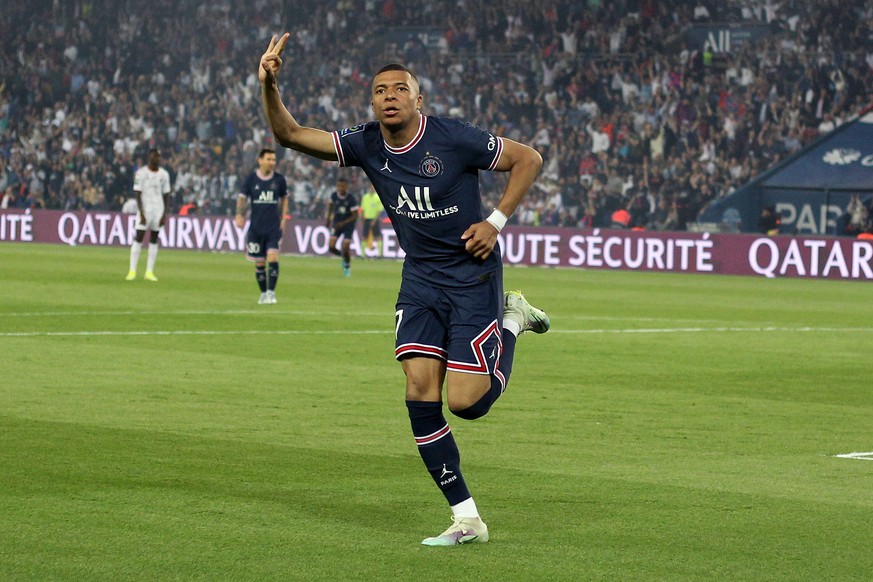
{"left": 340, "top": 125, "right": 364, "bottom": 136}
{"left": 419, "top": 154, "right": 443, "bottom": 178}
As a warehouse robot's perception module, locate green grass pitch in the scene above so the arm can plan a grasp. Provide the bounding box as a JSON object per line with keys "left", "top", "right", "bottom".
{"left": 1, "top": 243, "right": 872, "bottom": 580}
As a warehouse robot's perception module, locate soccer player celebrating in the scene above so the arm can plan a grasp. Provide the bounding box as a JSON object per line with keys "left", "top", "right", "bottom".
{"left": 126, "top": 148, "right": 171, "bottom": 282}
{"left": 325, "top": 177, "right": 359, "bottom": 277}
{"left": 236, "top": 148, "right": 289, "bottom": 304}
{"left": 259, "top": 33, "right": 550, "bottom": 545}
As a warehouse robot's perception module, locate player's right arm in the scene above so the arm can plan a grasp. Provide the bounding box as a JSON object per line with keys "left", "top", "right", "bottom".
{"left": 260, "top": 34, "right": 337, "bottom": 162}
{"left": 135, "top": 191, "right": 145, "bottom": 226}
{"left": 235, "top": 193, "right": 248, "bottom": 229}
{"left": 132, "top": 171, "right": 145, "bottom": 226}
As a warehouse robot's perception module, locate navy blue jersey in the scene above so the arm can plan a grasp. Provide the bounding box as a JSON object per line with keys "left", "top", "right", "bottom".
{"left": 332, "top": 116, "right": 504, "bottom": 287}
{"left": 239, "top": 172, "right": 288, "bottom": 233}
{"left": 329, "top": 191, "right": 359, "bottom": 224}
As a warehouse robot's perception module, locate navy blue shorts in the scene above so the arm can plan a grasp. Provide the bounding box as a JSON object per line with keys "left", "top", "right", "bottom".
{"left": 394, "top": 271, "right": 505, "bottom": 376}
{"left": 246, "top": 227, "right": 282, "bottom": 261}
{"left": 331, "top": 222, "right": 356, "bottom": 239}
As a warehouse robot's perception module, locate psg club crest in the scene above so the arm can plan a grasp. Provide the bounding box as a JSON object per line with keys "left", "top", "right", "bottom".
{"left": 419, "top": 155, "right": 443, "bottom": 178}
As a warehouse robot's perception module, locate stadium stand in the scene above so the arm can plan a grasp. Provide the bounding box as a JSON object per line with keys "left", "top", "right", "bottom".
{"left": 0, "top": 0, "right": 870, "bottom": 232}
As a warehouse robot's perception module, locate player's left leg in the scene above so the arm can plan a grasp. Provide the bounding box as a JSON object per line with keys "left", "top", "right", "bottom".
{"left": 374, "top": 226, "right": 383, "bottom": 256}
{"left": 364, "top": 220, "right": 374, "bottom": 251}
{"left": 144, "top": 229, "right": 160, "bottom": 281}
{"left": 341, "top": 239, "right": 351, "bottom": 277}
{"left": 442, "top": 276, "right": 510, "bottom": 420}
{"left": 265, "top": 247, "right": 280, "bottom": 304}
{"left": 446, "top": 283, "right": 550, "bottom": 420}
{"left": 264, "top": 228, "right": 282, "bottom": 303}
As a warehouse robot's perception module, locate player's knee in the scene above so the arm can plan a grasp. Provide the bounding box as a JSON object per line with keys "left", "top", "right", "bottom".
{"left": 446, "top": 390, "right": 476, "bottom": 412}
{"left": 402, "top": 356, "right": 445, "bottom": 401}
{"left": 403, "top": 367, "right": 443, "bottom": 401}
{"left": 404, "top": 377, "right": 439, "bottom": 401}
{"left": 446, "top": 375, "right": 494, "bottom": 419}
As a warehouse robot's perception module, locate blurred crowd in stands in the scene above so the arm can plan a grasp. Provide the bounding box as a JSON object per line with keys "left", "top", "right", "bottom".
{"left": 1, "top": 0, "right": 871, "bottom": 232}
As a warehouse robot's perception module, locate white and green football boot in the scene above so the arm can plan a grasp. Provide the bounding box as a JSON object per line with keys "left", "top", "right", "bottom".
{"left": 504, "top": 290, "right": 550, "bottom": 334}
{"left": 421, "top": 516, "right": 489, "bottom": 546}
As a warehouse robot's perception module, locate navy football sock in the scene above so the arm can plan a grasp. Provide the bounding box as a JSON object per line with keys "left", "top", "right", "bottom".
{"left": 406, "top": 400, "right": 471, "bottom": 506}
{"left": 498, "top": 328, "right": 517, "bottom": 386}
{"left": 255, "top": 265, "right": 267, "bottom": 292}
{"left": 452, "top": 329, "right": 517, "bottom": 420}
{"left": 267, "top": 262, "right": 279, "bottom": 291}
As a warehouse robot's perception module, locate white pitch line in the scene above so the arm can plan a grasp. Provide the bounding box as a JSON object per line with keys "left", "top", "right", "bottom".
{"left": 1, "top": 329, "right": 391, "bottom": 337}
{"left": 0, "top": 309, "right": 387, "bottom": 318}
{"left": 555, "top": 326, "right": 873, "bottom": 334}
{"left": 834, "top": 452, "right": 873, "bottom": 461}
{"left": 0, "top": 309, "right": 719, "bottom": 323}
{"left": 0, "top": 310, "right": 865, "bottom": 331}
{"left": 1, "top": 326, "right": 871, "bottom": 338}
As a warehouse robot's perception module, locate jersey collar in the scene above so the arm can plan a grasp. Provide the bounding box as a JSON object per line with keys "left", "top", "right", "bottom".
{"left": 384, "top": 114, "right": 427, "bottom": 155}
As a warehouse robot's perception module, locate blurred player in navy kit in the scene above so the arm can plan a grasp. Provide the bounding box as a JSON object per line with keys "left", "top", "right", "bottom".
{"left": 235, "top": 148, "right": 288, "bottom": 304}
{"left": 259, "top": 33, "right": 550, "bottom": 545}
{"left": 325, "top": 177, "right": 358, "bottom": 276}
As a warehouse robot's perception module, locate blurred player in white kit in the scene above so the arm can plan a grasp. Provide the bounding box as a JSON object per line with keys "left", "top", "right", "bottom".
{"left": 126, "top": 148, "right": 171, "bottom": 281}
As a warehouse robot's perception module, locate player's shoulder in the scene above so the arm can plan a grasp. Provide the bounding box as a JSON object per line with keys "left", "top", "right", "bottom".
{"left": 337, "top": 121, "right": 379, "bottom": 140}
{"left": 426, "top": 115, "right": 484, "bottom": 133}
{"left": 426, "top": 116, "right": 495, "bottom": 145}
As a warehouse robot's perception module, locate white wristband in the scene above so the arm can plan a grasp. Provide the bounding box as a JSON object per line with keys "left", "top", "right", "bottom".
{"left": 485, "top": 209, "right": 508, "bottom": 232}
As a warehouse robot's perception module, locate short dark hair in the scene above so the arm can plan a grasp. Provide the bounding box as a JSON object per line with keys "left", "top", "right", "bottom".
{"left": 375, "top": 64, "right": 420, "bottom": 89}
{"left": 258, "top": 148, "right": 275, "bottom": 159}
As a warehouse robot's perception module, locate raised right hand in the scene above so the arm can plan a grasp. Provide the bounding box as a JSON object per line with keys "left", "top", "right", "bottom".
{"left": 259, "top": 33, "right": 290, "bottom": 85}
